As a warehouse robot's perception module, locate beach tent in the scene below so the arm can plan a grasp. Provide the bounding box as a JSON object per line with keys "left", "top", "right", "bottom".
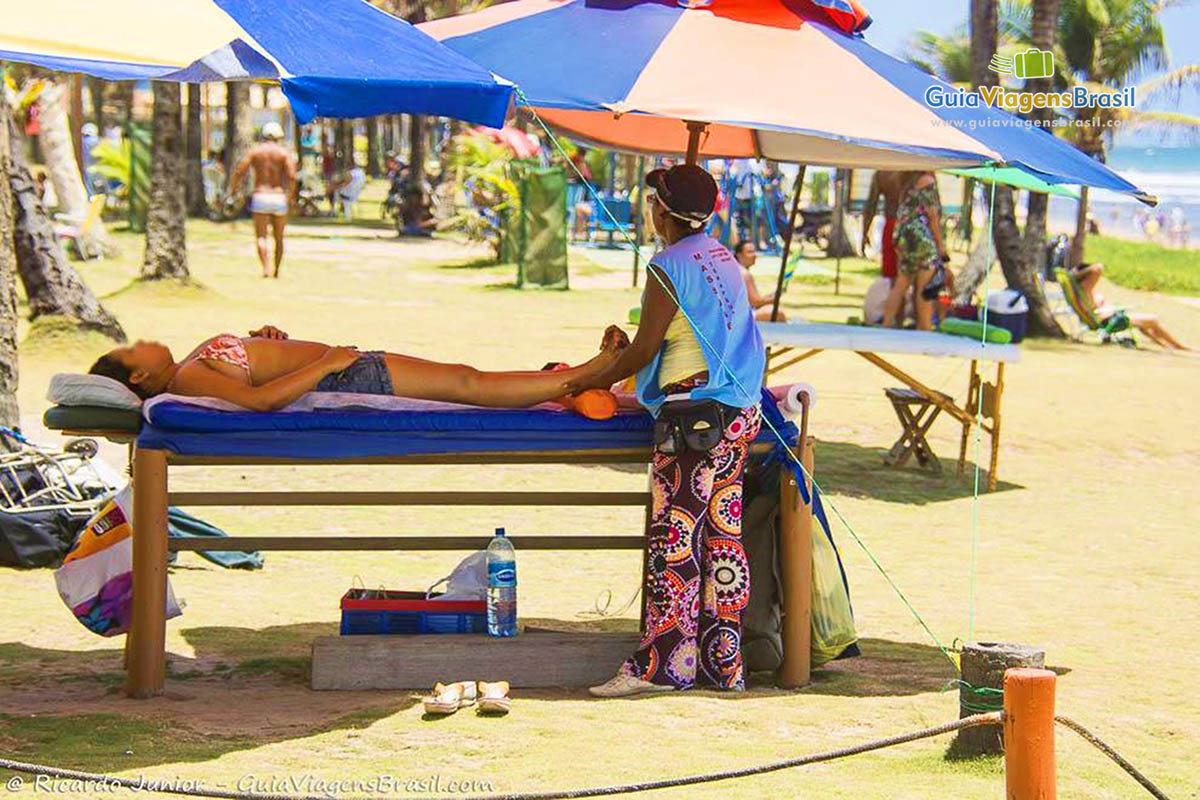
{"left": 421, "top": 0, "right": 1152, "bottom": 202}
{"left": 948, "top": 167, "right": 1080, "bottom": 199}
{"left": 0, "top": 0, "right": 513, "bottom": 126}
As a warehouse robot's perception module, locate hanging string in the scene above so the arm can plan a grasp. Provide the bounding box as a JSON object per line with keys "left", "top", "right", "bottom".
{"left": 967, "top": 172, "right": 1000, "bottom": 642}
{"left": 517, "top": 91, "right": 961, "bottom": 672}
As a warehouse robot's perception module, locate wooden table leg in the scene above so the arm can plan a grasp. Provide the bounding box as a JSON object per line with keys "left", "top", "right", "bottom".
{"left": 777, "top": 437, "right": 813, "bottom": 689}
{"left": 959, "top": 360, "right": 978, "bottom": 477}
{"left": 128, "top": 447, "right": 168, "bottom": 698}
{"left": 988, "top": 363, "right": 1005, "bottom": 492}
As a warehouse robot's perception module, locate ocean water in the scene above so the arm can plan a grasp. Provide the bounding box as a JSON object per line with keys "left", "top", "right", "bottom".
{"left": 1046, "top": 145, "right": 1200, "bottom": 244}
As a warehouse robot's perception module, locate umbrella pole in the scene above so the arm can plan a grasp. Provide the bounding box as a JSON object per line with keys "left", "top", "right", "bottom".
{"left": 633, "top": 155, "right": 646, "bottom": 287}
{"left": 770, "top": 165, "right": 806, "bottom": 323}
{"left": 684, "top": 121, "right": 707, "bottom": 165}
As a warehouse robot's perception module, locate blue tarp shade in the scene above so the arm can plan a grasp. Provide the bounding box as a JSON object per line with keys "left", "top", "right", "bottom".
{"left": 0, "top": 0, "right": 512, "bottom": 127}
{"left": 218, "top": 0, "right": 513, "bottom": 125}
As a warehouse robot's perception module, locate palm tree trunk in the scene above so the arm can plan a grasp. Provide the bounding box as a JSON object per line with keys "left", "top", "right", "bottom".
{"left": 142, "top": 82, "right": 188, "bottom": 281}
{"left": 38, "top": 82, "right": 115, "bottom": 257}
{"left": 366, "top": 117, "right": 381, "bottom": 177}
{"left": 971, "top": 0, "right": 1062, "bottom": 336}
{"left": 1071, "top": 185, "right": 1090, "bottom": 266}
{"left": 5, "top": 101, "right": 125, "bottom": 340}
{"left": 186, "top": 84, "right": 207, "bottom": 217}
{"left": 1020, "top": 0, "right": 1061, "bottom": 291}
{"left": 825, "top": 168, "right": 856, "bottom": 257}
{"left": 0, "top": 90, "right": 20, "bottom": 427}
{"left": 224, "top": 82, "right": 253, "bottom": 197}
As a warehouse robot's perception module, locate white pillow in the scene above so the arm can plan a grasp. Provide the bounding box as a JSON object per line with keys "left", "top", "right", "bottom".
{"left": 47, "top": 373, "right": 142, "bottom": 409}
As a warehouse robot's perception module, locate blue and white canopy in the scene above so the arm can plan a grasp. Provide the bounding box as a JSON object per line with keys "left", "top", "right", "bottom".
{"left": 423, "top": 0, "right": 1152, "bottom": 202}
{"left": 0, "top": 0, "right": 513, "bottom": 126}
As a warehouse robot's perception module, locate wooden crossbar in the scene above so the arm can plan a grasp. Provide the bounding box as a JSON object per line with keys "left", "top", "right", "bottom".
{"left": 168, "top": 491, "right": 651, "bottom": 507}
{"left": 170, "top": 535, "right": 647, "bottom": 552}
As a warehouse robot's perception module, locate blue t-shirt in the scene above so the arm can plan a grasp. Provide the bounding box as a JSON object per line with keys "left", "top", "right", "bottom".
{"left": 636, "top": 234, "right": 765, "bottom": 415}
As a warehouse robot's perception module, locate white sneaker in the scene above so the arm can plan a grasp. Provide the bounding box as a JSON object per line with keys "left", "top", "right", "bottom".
{"left": 588, "top": 673, "right": 675, "bottom": 698}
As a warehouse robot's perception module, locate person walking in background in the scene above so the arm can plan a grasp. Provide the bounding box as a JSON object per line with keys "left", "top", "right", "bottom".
{"left": 884, "top": 171, "right": 947, "bottom": 331}
{"left": 861, "top": 170, "right": 904, "bottom": 282}
{"left": 734, "top": 240, "right": 788, "bottom": 321}
{"left": 228, "top": 122, "right": 296, "bottom": 278}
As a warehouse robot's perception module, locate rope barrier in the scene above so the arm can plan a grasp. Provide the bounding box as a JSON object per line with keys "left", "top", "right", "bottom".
{"left": 0, "top": 714, "right": 1000, "bottom": 800}
{"left": 1, "top": 714, "right": 1175, "bottom": 799}
{"left": 516, "top": 93, "right": 961, "bottom": 672}
{"left": 1054, "top": 716, "right": 1172, "bottom": 800}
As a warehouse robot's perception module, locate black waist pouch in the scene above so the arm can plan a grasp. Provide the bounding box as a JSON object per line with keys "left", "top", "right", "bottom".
{"left": 654, "top": 399, "right": 736, "bottom": 454}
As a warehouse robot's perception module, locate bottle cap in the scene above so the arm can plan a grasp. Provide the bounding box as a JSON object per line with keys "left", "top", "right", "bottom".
{"left": 495, "top": 527, "right": 505, "bottom": 537}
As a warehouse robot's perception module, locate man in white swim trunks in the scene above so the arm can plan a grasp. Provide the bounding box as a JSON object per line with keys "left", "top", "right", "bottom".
{"left": 229, "top": 122, "right": 297, "bottom": 278}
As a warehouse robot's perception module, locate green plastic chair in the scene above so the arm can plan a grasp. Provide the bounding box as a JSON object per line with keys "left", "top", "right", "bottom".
{"left": 1054, "top": 269, "right": 1135, "bottom": 346}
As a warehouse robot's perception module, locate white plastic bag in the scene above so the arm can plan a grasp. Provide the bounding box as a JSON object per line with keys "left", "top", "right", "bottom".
{"left": 54, "top": 485, "right": 182, "bottom": 636}
{"left": 426, "top": 551, "right": 487, "bottom": 601}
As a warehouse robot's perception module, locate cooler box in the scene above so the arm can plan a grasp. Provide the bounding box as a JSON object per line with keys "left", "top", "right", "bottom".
{"left": 340, "top": 589, "right": 487, "bottom": 635}
{"left": 985, "top": 290, "right": 1029, "bottom": 343}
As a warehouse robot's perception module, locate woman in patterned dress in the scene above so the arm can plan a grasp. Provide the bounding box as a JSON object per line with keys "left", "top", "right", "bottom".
{"left": 883, "top": 171, "right": 948, "bottom": 331}
{"left": 574, "top": 164, "right": 766, "bottom": 698}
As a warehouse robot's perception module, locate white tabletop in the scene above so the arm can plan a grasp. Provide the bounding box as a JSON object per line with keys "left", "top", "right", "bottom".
{"left": 759, "top": 322, "right": 1021, "bottom": 364}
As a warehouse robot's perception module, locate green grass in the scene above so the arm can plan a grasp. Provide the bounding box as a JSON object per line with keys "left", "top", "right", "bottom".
{"left": 1083, "top": 235, "right": 1200, "bottom": 295}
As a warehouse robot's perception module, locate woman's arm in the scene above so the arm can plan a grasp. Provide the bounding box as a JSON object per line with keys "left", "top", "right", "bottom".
{"left": 574, "top": 268, "right": 679, "bottom": 391}
{"left": 169, "top": 347, "right": 360, "bottom": 411}
{"left": 742, "top": 268, "right": 774, "bottom": 309}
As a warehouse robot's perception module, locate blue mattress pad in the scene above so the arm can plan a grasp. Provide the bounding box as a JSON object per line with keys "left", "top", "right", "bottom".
{"left": 137, "top": 400, "right": 797, "bottom": 459}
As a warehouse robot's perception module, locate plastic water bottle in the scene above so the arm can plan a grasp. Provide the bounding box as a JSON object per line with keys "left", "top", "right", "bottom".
{"left": 486, "top": 527, "right": 518, "bottom": 637}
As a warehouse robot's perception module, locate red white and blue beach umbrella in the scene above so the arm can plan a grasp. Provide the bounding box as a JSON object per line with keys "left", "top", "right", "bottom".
{"left": 0, "top": 0, "right": 514, "bottom": 126}
{"left": 423, "top": 0, "right": 1151, "bottom": 201}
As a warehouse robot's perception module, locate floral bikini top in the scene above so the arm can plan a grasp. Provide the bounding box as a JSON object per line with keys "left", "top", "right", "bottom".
{"left": 192, "top": 334, "right": 251, "bottom": 375}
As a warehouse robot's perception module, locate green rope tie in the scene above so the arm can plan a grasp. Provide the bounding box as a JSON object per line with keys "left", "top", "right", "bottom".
{"left": 945, "top": 679, "right": 1006, "bottom": 714}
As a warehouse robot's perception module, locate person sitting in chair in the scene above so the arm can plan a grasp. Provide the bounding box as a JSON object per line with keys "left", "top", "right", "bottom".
{"left": 1072, "top": 262, "right": 1189, "bottom": 351}
{"left": 733, "top": 240, "right": 788, "bottom": 322}
{"left": 89, "top": 325, "right": 623, "bottom": 410}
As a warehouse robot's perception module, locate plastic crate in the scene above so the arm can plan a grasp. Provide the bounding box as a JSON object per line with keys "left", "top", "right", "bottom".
{"left": 339, "top": 589, "right": 487, "bottom": 636}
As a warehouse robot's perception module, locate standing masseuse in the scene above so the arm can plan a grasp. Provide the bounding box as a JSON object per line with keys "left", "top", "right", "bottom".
{"left": 578, "top": 165, "right": 766, "bottom": 697}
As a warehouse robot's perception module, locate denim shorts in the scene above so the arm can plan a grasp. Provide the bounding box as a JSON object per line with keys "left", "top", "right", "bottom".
{"left": 313, "top": 351, "right": 394, "bottom": 395}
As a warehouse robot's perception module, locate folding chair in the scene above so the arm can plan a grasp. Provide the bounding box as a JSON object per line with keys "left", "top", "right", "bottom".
{"left": 1054, "top": 268, "right": 1136, "bottom": 347}
{"left": 883, "top": 387, "right": 952, "bottom": 473}
{"left": 55, "top": 193, "right": 106, "bottom": 260}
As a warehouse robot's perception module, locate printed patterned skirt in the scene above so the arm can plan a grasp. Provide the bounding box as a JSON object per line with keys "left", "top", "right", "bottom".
{"left": 622, "top": 402, "right": 762, "bottom": 690}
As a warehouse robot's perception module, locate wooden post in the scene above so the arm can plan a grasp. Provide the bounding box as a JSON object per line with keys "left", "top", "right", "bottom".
{"left": 684, "top": 121, "right": 707, "bottom": 165}
{"left": 770, "top": 165, "right": 806, "bottom": 324}
{"left": 988, "top": 363, "right": 1005, "bottom": 492}
{"left": 959, "top": 359, "right": 979, "bottom": 476}
{"left": 949, "top": 642, "right": 1045, "bottom": 757}
{"left": 1004, "top": 668, "right": 1057, "bottom": 800}
{"left": 128, "top": 448, "right": 169, "bottom": 698}
{"left": 777, "top": 436, "right": 814, "bottom": 689}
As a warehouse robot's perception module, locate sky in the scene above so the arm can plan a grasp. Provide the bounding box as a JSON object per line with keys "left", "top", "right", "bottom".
{"left": 861, "top": 0, "right": 1200, "bottom": 142}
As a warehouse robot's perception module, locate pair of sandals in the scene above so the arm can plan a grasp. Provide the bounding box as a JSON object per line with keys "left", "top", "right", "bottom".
{"left": 423, "top": 681, "right": 510, "bottom": 716}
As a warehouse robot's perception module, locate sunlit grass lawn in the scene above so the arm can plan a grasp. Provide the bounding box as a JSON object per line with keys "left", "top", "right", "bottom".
{"left": 2, "top": 211, "right": 1198, "bottom": 799}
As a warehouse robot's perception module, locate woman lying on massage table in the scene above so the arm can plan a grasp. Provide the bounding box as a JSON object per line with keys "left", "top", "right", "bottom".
{"left": 89, "top": 325, "right": 622, "bottom": 411}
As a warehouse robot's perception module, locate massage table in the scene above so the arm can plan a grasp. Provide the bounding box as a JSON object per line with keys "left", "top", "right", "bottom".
{"left": 44, "top": 394, "right": 816, "bottom": 698}
{"left": 759, "top": 322, "right": 1020, "bottom": 491}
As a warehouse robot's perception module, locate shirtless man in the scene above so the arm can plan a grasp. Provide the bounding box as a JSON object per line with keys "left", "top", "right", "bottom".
{"left": 861, "top": 170, "right": 905, "bottom": 282}
{"left": 229, "top": 122, "right": 296, "bottom": 278}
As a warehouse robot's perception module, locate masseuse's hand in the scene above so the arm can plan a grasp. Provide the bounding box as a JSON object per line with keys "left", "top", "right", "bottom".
{"left": 250, "top": 325, "right": 289, "bottom": 340}
{"left": 321, "top": 346, "right": 360, "bottom": 372}
{"left": 601, "top": 325, "right": 630, "bottom": 352}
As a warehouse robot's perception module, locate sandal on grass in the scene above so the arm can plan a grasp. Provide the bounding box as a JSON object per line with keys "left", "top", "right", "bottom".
{"left": 476, "top": 681, "right": 511, "bottom": 715}
{"left": 423, "top": 681, "right": 477, "bottom": 716}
